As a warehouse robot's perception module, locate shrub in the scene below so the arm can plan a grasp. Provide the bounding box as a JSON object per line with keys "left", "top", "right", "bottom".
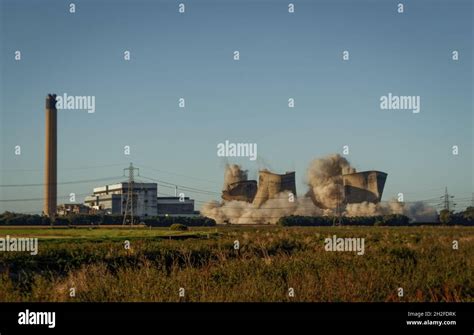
{"left": 143, "top": 216, "right": 216, "bottom": 227}
{"left": 170, "top": 223, "right": 188, "bottom": 231}
{"left": 439, "top": 209, "right": 452, "bottom": 225}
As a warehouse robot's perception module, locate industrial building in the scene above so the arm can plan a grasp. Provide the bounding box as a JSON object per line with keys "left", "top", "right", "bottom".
{"left": 83, "top": 182, "right": 196, "bottom": 217}
{"left": 42, "top": 92, "right": 385, "bottom": 219}
{"left": 342, "top": 171, "right": 387, "bottom": 204}
{"left": 84, "top": 182, "right": 158, "bottom": 217}
{"left": 157, "top": 197, "right": 196, "bottom": 216}
{"left": 56, "top": 203, "right": 90, "bottom": 216}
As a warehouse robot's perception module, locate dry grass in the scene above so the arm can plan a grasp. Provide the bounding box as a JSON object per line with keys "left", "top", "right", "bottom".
{"left": 0, "top": 226, "right": 472, "bottom": 302}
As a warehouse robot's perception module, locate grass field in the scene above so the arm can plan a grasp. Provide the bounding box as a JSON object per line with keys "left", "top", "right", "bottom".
{"left": 0, "top": 225, "right": 472, "bottom": 302}
{"left": 0, "top": 225, "right": 215, "bottom": 241}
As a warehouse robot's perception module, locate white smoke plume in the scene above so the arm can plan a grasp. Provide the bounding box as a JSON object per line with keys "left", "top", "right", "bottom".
{"left": 223, "top": 164, "right": 248, "bottom": 190}
{"left": 202, "top": 192, "right": 324, "bottom": 224}
{"left": 305, "top": 154, "right": 355, "bottom": 209}
{"left": 202, "top": 154, "right": 437, "bottom": 224}
{"left": 344, "top": 200, "right": 437, "bottom": 222}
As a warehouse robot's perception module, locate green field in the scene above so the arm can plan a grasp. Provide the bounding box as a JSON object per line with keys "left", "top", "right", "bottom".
{"left": 0, "top": 226, "right": 472, "bottom": 302}
{"left": 0, "top": 226, "right": 215, "bottom": 241}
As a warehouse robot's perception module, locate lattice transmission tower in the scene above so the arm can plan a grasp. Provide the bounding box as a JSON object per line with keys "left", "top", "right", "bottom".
{"left": 122, "top": 163, "right": 140, "bottom": 226}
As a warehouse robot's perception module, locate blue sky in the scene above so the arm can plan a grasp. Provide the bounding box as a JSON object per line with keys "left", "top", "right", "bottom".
{"left": 1, "top": 0, "right": 472, "bottom": 213}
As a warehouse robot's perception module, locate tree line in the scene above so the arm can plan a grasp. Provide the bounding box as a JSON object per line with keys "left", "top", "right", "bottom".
{"left": 278, "top": 207, "right": 474, "bottom": 226}
{"left": 0, "top": 207, "right": 472, "bottom": 227}
{"left": 0, "top": 212, "right": 216, "bottom": 227}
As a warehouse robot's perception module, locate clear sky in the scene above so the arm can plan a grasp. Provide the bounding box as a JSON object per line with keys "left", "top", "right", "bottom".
{"left": 1, "top": 0, "right": 472, "bottom": 213}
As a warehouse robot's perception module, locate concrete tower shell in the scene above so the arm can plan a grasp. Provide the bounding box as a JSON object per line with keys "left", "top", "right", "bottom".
{"left": 43, "top": 94, "right": 57, "bottom": 217}
{"left": 253, "top": 171, "right": 296, "bottom": 207}
{"left": 342, "top": 170, "right": 387, "bottom": 204}
{"left": 222, "top": 180, "right": 258, "bottom": 203}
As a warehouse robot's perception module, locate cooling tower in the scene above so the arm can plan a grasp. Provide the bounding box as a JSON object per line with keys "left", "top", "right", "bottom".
{"left": 342, "top": 170, "right": 387, "bottom": 204}
{"left": 43, "top": 94, "right": 57, "bottom": 217}
{"left": 222, "top": 180, "right": 258, "bottom": 203}
{"left": 253, "top": 171, "right": 296, "bottom": 207}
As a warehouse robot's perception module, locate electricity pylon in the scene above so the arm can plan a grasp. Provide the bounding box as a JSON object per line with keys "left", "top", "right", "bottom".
{"left": 122, "top": 163, "right": 139, "bottom": 226}
{"left": 440, "top": 187, "right": 455, "bottom": 211}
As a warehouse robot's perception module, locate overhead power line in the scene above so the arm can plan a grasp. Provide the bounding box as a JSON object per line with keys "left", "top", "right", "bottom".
{"left": 139, "top": 175, "right": 220, "bottom": 196}
{"left": 122, "top": 163, "right": 139, "bottom": 226}
{"left": 0, "top": 176, "right": 124, "bottom": 188}
{"left": 0, "top": 163, "right": 126, "bottom": 172}
{"left": 0, "top": 193, "right": 91, "bottom": 202}
{"left": 134, "top": 162, "right": 221, "bottom": 185}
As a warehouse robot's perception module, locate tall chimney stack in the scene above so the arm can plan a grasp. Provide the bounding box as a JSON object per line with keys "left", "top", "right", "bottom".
{"left": 44, "top": 94, "right": 57, "bottom": 217}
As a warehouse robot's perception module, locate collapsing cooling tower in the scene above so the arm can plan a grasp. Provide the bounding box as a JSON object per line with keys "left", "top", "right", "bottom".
{"left": 253, "top": 171, "right": 297, "bottom": 207}
{"left": 222, "top": 180, "right": 258, "bottom": 203}
{"left": 342, "top": 171, "right": 387, "bottom": 204}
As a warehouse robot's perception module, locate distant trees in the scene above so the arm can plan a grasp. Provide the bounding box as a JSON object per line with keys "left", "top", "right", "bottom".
{"left": 1, "top": 208, "right": 473, "bottom": 227}
{"left": 0, "top": 212, "right": 51, "bottom": 226}
{"left": 0, "top": 212, "right": 216, "bottom": 227}
{"left": 439, "top": 209, "right": 452, "bottom": 225}
{"left": 277, "top": 214, "right": 411, "bottom": 227}
{"left": 463, "top": 206, "right": 474, "bottom": 221}
{"left": 143, "top": 216, "right": 216, "bottom": 227}
{"left": 277, "top": 208, "right": 474, "bottom": 227}
{"left": 68, "top": 214, "right": 103, "bottom": 225}
{"left": 438, "top": 207, "right": 474, "bottom": 226}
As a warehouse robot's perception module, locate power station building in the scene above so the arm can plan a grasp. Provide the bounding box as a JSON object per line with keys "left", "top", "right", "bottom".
{"left": 83, "top": 182, "right": 196, "bottom": 217}
{"left": 56, "top": 203, "right": 90, "bottom": 216}
{"left": 156, "top": 197, "right": 196, "bottom": 216}
{"left": 342, "top": 171, "right": 387, "bottom": 204}
{"left": 84, "top": 182, "right": 158, "bottom": 217}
